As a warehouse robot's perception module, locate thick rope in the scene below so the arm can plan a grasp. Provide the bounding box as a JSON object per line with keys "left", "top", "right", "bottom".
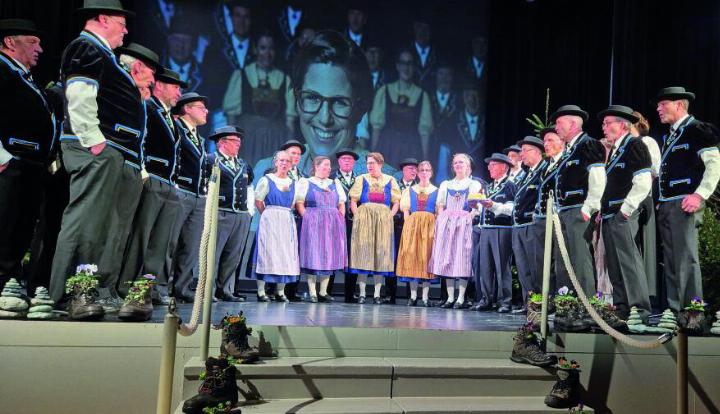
{"left": 178, "top": 163, "right": 221, "bottom": 336}
{"left": 551, "top": 212, "right": 667, "bottom": 349}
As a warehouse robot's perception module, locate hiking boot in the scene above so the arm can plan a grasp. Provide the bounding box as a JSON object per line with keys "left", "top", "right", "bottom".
{"left": 553, "top": 293, "right": 590, "bottom": 333}
{"left": 678, "top": 310, "right": 707, "bottom": 336}
{"left": 545, "top": 359, "right": 582, "bottom": 409}
{"left": 68, "top": 284, "right": 104, "bottom": 321}
{"left": 182, "top": 357, "right": 238, "bottom": 414}
{"left": 217, "top": 313, "right": 260, "bottom": 364}
{"left": 588, "top": 302, "right": 629, "bottom": 333}
{"left": 118, "top": 278, "right": 154, "bottom": 322}
{"left": 510, "top": 323, "right": 557, "bottom": 367}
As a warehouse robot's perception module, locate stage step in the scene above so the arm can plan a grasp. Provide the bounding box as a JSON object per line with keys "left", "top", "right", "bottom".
{"left": 175, "top": 397, "right": 585, "bottom": 413}
{"left": 182, "top": 357, "right": 558, "bottom": 401}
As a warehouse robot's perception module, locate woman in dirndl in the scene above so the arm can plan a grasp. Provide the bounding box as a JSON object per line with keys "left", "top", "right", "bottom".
{"left": 252, "top": 150, "right": 300, "bottom": 302}
{"left": 296, "top": 156, "right": 347, "bottom": 303}
{"left": 428, "top": 153, "right": 484, "bottom": 309}
{"left": 396, "top": 161, "right": 439, "bottom": 307}
{"left": 348, "top": 152, "right": 401, "bottom": 304}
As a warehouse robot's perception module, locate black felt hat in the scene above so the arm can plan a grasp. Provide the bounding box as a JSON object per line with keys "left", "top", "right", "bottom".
{"left": 399, "top": 158, "right": 419, "bottom": 168}
{"left": 550, "top": 104, "right": 589, "bottom": 122}
{"left": 280, "top": 139, "right": 306, "bottom": 154}
{"left": 335, "top": 148, "right": 359, "bottom": 160}
{"left": 502, "top": 145, "right": 521, "bottom": 155}
{"left": 597, "top": 105, "right": 639, "bottom": 123}
{"left": 0, "top": 19, "right": 43, "bottom": 37}
{"left": 517, "top": 136, "right": 545, "bottom": 151}
{"left": 77, "top": 0, "right": 135, "bottom": 18}
{"left": 176, "top": 92, "right": 207, "bottom": 108}
{"left": 538, "top": 126, "right": 557, "bottom": 139}
{"left": 155, "top": 68, "right": 188, "bottom": 88}
{"left": 208, "top": 125, "right": 244, "bottom": 141}
{"left": 484, "top": 152, "right": 513, "bottom": 167}
{"left": 116, "top": 42, "right": 162, "bottom": 72}
{"left": 654, "top": 86, "right": 695, "bottom": 102}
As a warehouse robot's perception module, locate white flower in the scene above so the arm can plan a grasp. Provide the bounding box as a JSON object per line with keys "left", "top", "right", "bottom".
{"left": 558, "top": 286, "right": 569, "bottom": 296}
{"left": 75, "top": 264, "right": 98, "bottom": 275}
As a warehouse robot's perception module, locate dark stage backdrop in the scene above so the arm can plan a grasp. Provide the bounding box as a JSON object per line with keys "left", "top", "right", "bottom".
{"left": 3, "top": 0, "right": 719, "bottom": 176}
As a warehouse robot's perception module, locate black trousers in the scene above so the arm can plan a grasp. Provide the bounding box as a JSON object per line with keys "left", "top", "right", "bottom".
{"left": 0, "top": 159, "right": 45, "bottom": 289}
{"left": 50, "top": 143, "right": 142, "bottom": 301}
{"left": 557, "top": 208, "right": 597, "bottom": 297}
{"left": 214, "top": 211, "right": 252, "bottom": 297}
{"left": 170, "top": 191, "right": 205, "bottom": 298}
{"left": 118, "top": 177, "right": 181, "bottom": 296}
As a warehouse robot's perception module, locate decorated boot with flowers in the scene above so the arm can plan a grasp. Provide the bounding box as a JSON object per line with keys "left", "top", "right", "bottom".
{"left": 545, "top": 357, "right": 582, "bottom": 409}
{"left": 510, "top": 322, "right": 557, "bottom": 367}
{"left": 118, "top": 274, "right": 155, "bottom": 322}
{"left": 677, "top": 297, "right": 708, "bottom": 336}
{"left": 526, "top": 291, "right": 544, "bottom": 327}
{"left": 553, "top": 287, "right": 590, "bottom": 333}
{"left": 215, "top": 312, "right": 260, "bottom": 364}
{"left": 182, "top": 357, "right": 238, "bottom": 414}
{"left": 586, "top": 292, "right": 628, "bottom": 333}
{"left": 65, "top": 264, "right": 104, "bottom": 321}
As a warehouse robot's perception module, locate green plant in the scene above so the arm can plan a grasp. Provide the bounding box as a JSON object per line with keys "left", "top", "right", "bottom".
{"left": 525, "top": 88, "right": 554, "bottom": 134}
{"left": 124, "top": 274, "right": 156, "bottom": 303}
{"left": 65, "top": 264, "right": 100, "bottom": 294}
{"left": 215, "top": 312, "right": 253, "bottom": 352}
{"left": 699, "top": 199, "right": 720, "bottom": 315}
{"left": 529, "top": 291, "right": 543, "bottom": 304}
{"left": 684, "top": 297, "right": 707, "bottom": 312}
{"left": 553, "top": 286, "right": 577, "bottom": 311}
{"left": 202, "top": 401, "right": 232, "bottom": 413}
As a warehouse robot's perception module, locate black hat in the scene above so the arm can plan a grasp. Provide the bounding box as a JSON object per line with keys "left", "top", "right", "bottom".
{"left": 597, "top": 104, "right": 639, "bottom": 123}
{"left": 538, "top": 126, "right": 557, "bottom": 139}
{"left": 0, "top": 19, "right": 43, "bottom": 37}
{"left": 335, "top": 148, "right": 359, "bottom": 160}
{"left": 176, "top": 92, "right": 207, "bottom": 108}
{"left": 116, "top": 43, "right": 162, "bottom": 72}
{"left": 654, "top": 86, "right": 695, "bottom": 102}
{"left": 484, "top": 152, "right": 513, "bottom": 167}
{"left": 77, "top": 0, "right": 135, "bottom": 18}
{"left": 208, "top": 125, "right": 244, "bottom": 141}
{"left": 155, "top": 68, "right": 188, "bottom": 88}
{"left": 517, "top": 136, "right": 545, "bottom": 151}
{"left": 347, "top": 0, "right": 369, "bottom": 14}
{"left": 399, "top": 158, "right": 419, "bottom": 168}
{"left": 280, "top": 139, "right": 306, "bottom": 154}
{"left": 550, "top": 104, "right": 589, "bottom": 122}
{"left": 502, "top": 145, "right": 521, "bottom": 155}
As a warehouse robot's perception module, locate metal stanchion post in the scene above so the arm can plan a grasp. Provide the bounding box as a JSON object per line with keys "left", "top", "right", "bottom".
{"left": 540, "top": 191, "right": 554, "bottom": 341}
{"left": 156, "top": 302, "right": 180, "bottom": 414}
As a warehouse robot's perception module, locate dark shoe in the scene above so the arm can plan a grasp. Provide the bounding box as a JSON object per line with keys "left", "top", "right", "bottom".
{"left": 309, "top": 295, "right": 318, "bottom": 303}
{"left": 511, "top": 304, "right": 527, "bottom": 314}
{"left": 510, "top": 323, "right": 557, "bottom": 367}
{"left": 440, "top": 300, "right": 455, "bottom": 309}
{"left": 219, "top": 294, "right": 244, "bottom": 303}
{"left": 373, "top": 297, "right": 382, "bottom": 305}
{"left": 471, "top": 302, "right": 492, "bottom": 311}
{"left": 182, "top": 357, "right": 238, "bottom": 414}
{"left": 382, "top": 296, "right": 395, "bottom": 304}
{"left": 256, "top": 294, "right": 270, "bottom": 302}
{"left": 318, "top": 294, "right": 334, "bottom": 303}
{"left": 407, "top": 298, "right": 417, "bottom": 307}
{"left": 152, "top": 295, "right": 171, "bottom": 306}
{"left": 419, "top": 300, "right": 432, "bottom": 307}
{"left": 118, "top": 280, "right": 154, "bottom": 322}
{"left": 358, "top": 296, "right": 366, "bottom": 304}
{"left": 678, "top": 309, "right": 708, "bottom": 336}
{"left": 287, "top": 294, "right": 303, "bottom": 302}
{"left": 96, "top": 296, "right": 123, "bottom": 314}
{"left": 544, "top": 359, "right": 581, "bottom": 409}
{"left": 69, "top": 285, "right": 104, "bottom": 321}
{"left": 497, "top": 305, "right": 511, "bottom": 313}
{"left": 275, "top": 294, "right": 290, "bottom": 303}
{"left": 218, "top": 312, "right": 260, "bottom": 363}
{"left": 175, "top": 294, "right": 195, "bottom": 304}
{"left": 453, "top": 301, "right": 468, "bottom": 309}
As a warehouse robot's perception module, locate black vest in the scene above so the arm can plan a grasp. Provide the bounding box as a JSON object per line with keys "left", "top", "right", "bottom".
{"left": 555, "top": 133, "right": 605, "bottom": 210}
{"left": 512, "top": 160, "right": 547, "bottom": 226}
{"left": 332, "top": 169, "right": 356, "bottom": 221}
{"left": 60, "top": 31, "right": 146, "bottom": 166}
{"left": 144, "top": 97, "right": 180, "bottom": 183}
{"left": 208, "top": 152, "right": 253, "bottom": 212}
{"left": 535, "top": 157, "right": 563, "bottom": 218}
{"left": 658, "top": 117, "right": 720, "bottom": 201}
{"left": 0, "top": 52, "right": 57, "bottom": 164}
{"left": 601, "top": 135, "right": 651, "bottom": 217}
{"left": 175, "top": 119, "right": 207, "bottom": 196}
{"left": 481, "top": 176, "right": 516, "bottom": 228}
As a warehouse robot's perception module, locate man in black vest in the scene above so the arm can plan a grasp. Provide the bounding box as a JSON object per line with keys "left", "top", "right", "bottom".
{"left": 598, "top": 105, "right": 653, "bottom": 322}
{"left": 551, "top": 105, "right": 606, "bottom": 297}
{"left": 49, "top": 1, "right": 153, "bottom": 309}
{"left": 330, "top": 148, "right": 359, "bottom": 302}
{"left": 472, "top": 153, "right": 516, "bottom": 312}
{"left": 655, "top": 87, "right": 720, "bottom": 313}
{"left": 510, "top": 136, "right": 547, "bottom": 307}
{"left": 503, "top": 144, "right": 526, "bottom": 184}
{"left": 170, "top": 92, "right": 209, "bottom": 303}
{"left": 206, "top": 126, "right": 254, "bottom": 302}
{"left": 0, "top": 19, "right": 58, "bottom": 291}
{"left": 118, "top": 68, "right": 186, "bottom": 304}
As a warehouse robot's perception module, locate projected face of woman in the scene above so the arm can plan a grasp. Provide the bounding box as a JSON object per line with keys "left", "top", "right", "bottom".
{"left": 297, "top": 62, "right": 355, "bottom": 159}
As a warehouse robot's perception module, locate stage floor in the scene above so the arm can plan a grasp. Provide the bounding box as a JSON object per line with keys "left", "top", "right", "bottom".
{"left": 141, "top": 300, "right": 530, "bottom": 332}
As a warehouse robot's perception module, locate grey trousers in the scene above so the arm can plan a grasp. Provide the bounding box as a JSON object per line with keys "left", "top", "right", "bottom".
{"left": 512, "top": 225, "right": 540, "bottom": 302}
{"left": 636, "top": 195, "right": 657, "bottom": 297}
{"left": 118, "top": 178, "right": 181, "bottom": 295}
{"left": 50, "top": 142, "right": 142, "bottom": 301}
{"left": 170, "top": 192, "right": 205, "bottom": 298}
{"left": 602, "top": 212, "right": 651, "bottom": 319}
{"left": 475, "top": 227, "right": 513, "bottom": 306}
{"left": 214, "top": 211, "right": 252, "bottom": 297}
{"left": 530, "top": 218, "right": 558, "bottom": 297}
{"left": 657, "top": 199, "right": 704, "bottom": 312}
{"left": 557, "top": 208, "right": 596, "bottom": 297}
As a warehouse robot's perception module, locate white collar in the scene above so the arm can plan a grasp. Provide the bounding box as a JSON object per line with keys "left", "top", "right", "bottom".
{"left": 528, "top": 161, "right": 542, "bottom": 173}
{"left": 340, "top": 169, "right": 353, "bottom": 177}
{"left": 568, "top": 132, "right": 584, "bottom": 148}
{"left": 86, "top": 30, "right": 113, "bottom": 50}
{"left": 436, "top": 90, "right": 449, "bottom": 100}
{"left": 231, "top": 34, "right": 249, "bottom": 49}
{"left": 472, "top": 56, "right": 483, "bottom": 68}
{"left": 415, "top": 41, "right": 429, "bottom": 54}
{"left": 672, "top": 114, "right": 690, "bottom": 131}
{"left": 8, "top": 56, "right": 29, "bottom": 73}
{"left": 612, "top": 133, "right": 630, "bottom": 151}
{"left": 169, "top": 58, "right": 191, "bottom": 72}
{"left": 348, "top": 29, "right": 362, "bottom": 45}
{"left": 493, "top": 174, "right": 508, "bottom": 185}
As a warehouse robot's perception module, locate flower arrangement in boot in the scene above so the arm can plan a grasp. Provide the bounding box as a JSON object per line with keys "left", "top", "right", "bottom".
{"left": 553, "top": 287, "right": 589, "bottom": 332}
{"left": 65, "top": 264, "right": 104, "bottom": 321}
{"left": 510, "top": 322, "right": 557, "bottom": 367}
{"left": 678, "top": 297, "right": 708, "bottom": 336}
{"left": 118, "top": 274, "right": 155, "bottom": 322}
{"left": 201, "top": 402, "right": 233, "bottom": 413}
{"left": 587, "top": 292, "right": 628, "bottom": 333}
{"left": 526, "top": 291, "right": 543, "bottom": 326}
{"left": 214, "top": 312, "right": 260, "bottom": 364}
{"left": 183, "top": 357, "right": 239, "bottom": 414}
{"left": 545, "top": 357, "right": 582, "bottom": 409}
